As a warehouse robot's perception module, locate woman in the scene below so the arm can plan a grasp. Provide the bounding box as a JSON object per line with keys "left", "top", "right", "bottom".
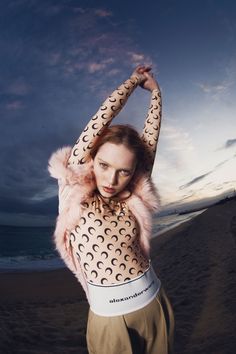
{"left": 48, "top": 65, "right": 174, "bottom": 354}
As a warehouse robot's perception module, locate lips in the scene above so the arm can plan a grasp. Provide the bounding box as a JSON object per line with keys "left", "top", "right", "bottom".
{"left": 103, "top": 186, "right": 116, "bottom": 194}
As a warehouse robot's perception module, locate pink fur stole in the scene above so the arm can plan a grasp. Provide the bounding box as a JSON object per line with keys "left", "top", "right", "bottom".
{"left": 48, "top": 147, "right": 160, "bottom": 298}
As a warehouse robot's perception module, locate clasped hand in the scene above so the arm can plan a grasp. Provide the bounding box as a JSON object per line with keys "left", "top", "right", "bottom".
{"left": 132, "top": 65, "right": 159, "bottom": 92}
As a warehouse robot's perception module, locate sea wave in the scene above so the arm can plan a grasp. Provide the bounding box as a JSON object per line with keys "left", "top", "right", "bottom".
{"left": 0, "top": 254, "right": 65, "bottom": 272}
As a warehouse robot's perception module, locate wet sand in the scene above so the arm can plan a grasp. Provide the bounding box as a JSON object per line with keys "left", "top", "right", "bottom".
{"left": 1, "top": 198, "right": 236, "bottom": 354}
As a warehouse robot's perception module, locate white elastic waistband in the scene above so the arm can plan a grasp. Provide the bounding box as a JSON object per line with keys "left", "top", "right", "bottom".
{"left": 87, "top": 265, "right": 161, "bottom": 317}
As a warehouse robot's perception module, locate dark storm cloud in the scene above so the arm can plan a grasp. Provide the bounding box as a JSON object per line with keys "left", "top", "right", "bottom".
{"left": 0, "top": 194, "right": 57, "bottom": 216}
{"left": 0, "top": 0, "right": 152, "bottom": 225}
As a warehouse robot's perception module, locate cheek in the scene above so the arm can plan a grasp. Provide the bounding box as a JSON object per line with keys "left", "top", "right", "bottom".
{"left": 120, "top": 175, "right": 133, "bottom": 188}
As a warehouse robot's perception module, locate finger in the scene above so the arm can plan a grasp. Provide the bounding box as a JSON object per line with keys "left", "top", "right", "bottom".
{"left": 136, "top": 66, "right": 146, "bottom": 74}
{"left": 135, "top": 65, "right": 145, "bottom": 70}
{"left": 143, "top": 71, "right": 154, "bottom": 79}
{"left": 143, "top": 66, "right": 152, "bottom": 72}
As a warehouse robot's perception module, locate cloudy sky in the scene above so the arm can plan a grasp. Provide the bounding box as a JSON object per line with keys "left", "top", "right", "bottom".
{"left": 1, "top": 0, "right": 236, "bottom": 226}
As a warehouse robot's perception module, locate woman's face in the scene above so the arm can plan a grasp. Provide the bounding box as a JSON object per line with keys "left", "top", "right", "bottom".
{"left": 93, "top": 142, "right": 137, "bottom": 198}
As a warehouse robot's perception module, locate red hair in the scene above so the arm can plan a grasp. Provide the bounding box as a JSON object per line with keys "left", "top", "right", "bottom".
{"left": 90, "top": 124, "right": 152, "bottom": 185}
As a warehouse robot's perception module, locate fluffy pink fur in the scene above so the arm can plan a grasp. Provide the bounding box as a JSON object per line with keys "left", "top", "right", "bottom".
{"left": 48, "top": 147, "right": 160, "bottom": 298}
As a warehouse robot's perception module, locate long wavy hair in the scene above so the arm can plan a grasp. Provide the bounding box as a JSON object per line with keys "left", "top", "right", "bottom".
{"left": 90, "top": 124, "right": 152, "bottom": 189}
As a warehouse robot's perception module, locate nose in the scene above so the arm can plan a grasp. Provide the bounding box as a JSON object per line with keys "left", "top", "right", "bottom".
{"left": 108, "top": 171, "right": 118, "bottom": 186}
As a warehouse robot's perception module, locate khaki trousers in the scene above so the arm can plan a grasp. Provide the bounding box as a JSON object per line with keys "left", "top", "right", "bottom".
{"left": 86, "top": 287, "right": 174, "bottom": 354}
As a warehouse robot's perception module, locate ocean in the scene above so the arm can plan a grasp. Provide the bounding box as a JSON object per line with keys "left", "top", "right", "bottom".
{"left": 0, "top": 210, "right": 205, "bottom": 272}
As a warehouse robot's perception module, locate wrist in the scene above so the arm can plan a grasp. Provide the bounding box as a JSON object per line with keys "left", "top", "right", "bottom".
{"left": 130, "top": 73, "right": 144, "bottom": 85}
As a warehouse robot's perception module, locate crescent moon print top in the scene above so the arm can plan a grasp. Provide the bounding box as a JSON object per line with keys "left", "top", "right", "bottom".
{"left": 67, "top": 74, "right": 162, "bottom": 285}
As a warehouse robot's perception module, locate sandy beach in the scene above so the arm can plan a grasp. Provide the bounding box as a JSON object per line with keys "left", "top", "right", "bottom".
{"left": 1, "top": 198, "right": 236, "bottom": 354}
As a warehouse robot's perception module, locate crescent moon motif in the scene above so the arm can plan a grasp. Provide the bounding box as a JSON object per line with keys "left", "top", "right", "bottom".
{"left": 124, "top": 277, "right": 131, "bottom": 282}
{"left": 125, "top": 234, "right": 131, "bottom": 241}
{"left": 86, "top": 252, "right": 94, "bottom": 261}
{"left": 83, "top": 263, "right": 89, "bottom": 271}
{"left": 97, "top": 235, "right": 104, "bottom": 243}
{"left": 111, "top": 235, "right": 118, "bottom": 242}
{"left": 129, "top": 268, "right": 136, "bottom": 275}
{"left": 101, "top": 278, "right": 108, "bottom": 284}
{"left": 117, "top": 215, "right": 124, "bottom": 221}
{"left": 105, "top": 228, "right": 111, "bottom": 235}
{"left": 111, "top": 105, "right": 118, "bottom": 112}
{"left": 101, "top": 113, "right": 108, "bottom": 119}
{"left": 105, "top": 267, "right": 112, "bottom": 275}
{"left": 103, "top": 215, "right": 110, "bottom": 221}
{"left": 92, "top": 244, "right": 99, "bottom": 252}
{"left": 92, "top": 114, "right": 98, "bottom": 120}
{"left": 116, "top": 273, "right": 122, "bottom": 281}
{"left": 88, "top": 227, "right": 95, "bottom": 235}
{"left": 97, "top": 261, "right": 104, "bottom": 269}
{"left": 72, "top": 148, "right": 79, "bottom": 156}
{"left": 127, "top": 245, "right": 133, "bottom": 252}
{"left": 132, "top": 258, "right": 138, "bottom": 264}
{"left": 137, "top": 270, "right": 144, "bottom": 276}
{"left": 88, "top": 212, "right": 95, "bottom": 218}
{"left": 110, "top": 220, "right": 118, "bottom": 227}
{"left": 125, "top": 220, "right": 131, "bottom": 227}
{"left": 107, "top": 243, "right": 114, "bottom": 250}
{"left": 109, "top": 97, "right": 116, "bottom": 103}
{"left": 100, "top": 105, "right": 107, "bottom": 111}
{"left": 70, "top": 232, "right": 76, "bottom": 242}
{"left": 87, "top": 141, "right": 93, "bottom": 150}
{"left": 94, "top": 219, "right": 102, "bottom": 226}
{"left": 92, "top": 123, "right": 99, "bottom": 130}
{"left": 79, "top": 157, "right": 87, "bottom": 164}
{"left": 117, "top": 91, "right": 124, "bottom": 96}
{"left": 101, "top": 251, "right": 108, "bottom": 259}
{"left": 75, "top": 225, "right": 80, "bottom": 233}
{"left": 121, "top": 242, "right": 127, "bottom": 248}
{"left": 82, "top": 135, "right": 89, "bottom": 143}
{"left": 124, "top": 254, "right": 130, "bottom": 261}
{"left": 91, "top": 270, "right": 98, "bottom": 278}
{"left": 82, "top": 234, "right": 89, "bottom": 243}
{"left": 132, "top": 228, "right": 137, "bottom": 234}
{"left": 119, "top": 263, "right": 126, "bottom": 271}
{"left": 78, "top": 244, "right": 85, "bottom": 252}
{"left": 119, "top": 228, "right": 126, "bottom": 235}
{"left": 111, "top": 258, "right": 118, "bottom": 266}
{"left": 80, "top": 217, "right": 86, "bottom": 225}
{"left": 115, "top": 248, "right": 122, "bottom": 256}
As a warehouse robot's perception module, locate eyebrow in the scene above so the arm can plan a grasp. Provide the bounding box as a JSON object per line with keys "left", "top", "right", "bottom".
{"left": 97, "top": 158, "right": 132, "bottom": 172}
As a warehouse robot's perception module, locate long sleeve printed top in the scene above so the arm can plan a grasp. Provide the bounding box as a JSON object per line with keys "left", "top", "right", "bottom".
{"left": 48, "top": 73, "right": 162, "bottom": 292}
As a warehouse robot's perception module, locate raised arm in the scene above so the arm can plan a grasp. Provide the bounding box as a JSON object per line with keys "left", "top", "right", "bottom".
{"left": 140, "top": 71, "right": 162, "bottom": 175}
{"left": 67, "top": 72, "right": 144, "bottom": 166}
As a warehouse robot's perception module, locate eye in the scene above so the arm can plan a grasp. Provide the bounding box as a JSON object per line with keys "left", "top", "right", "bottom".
{"left": 119, "top": 170, "right": 131, "bottom": 177}
{"left": 99, "top": 162, "right": 108, "bottom": 169}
